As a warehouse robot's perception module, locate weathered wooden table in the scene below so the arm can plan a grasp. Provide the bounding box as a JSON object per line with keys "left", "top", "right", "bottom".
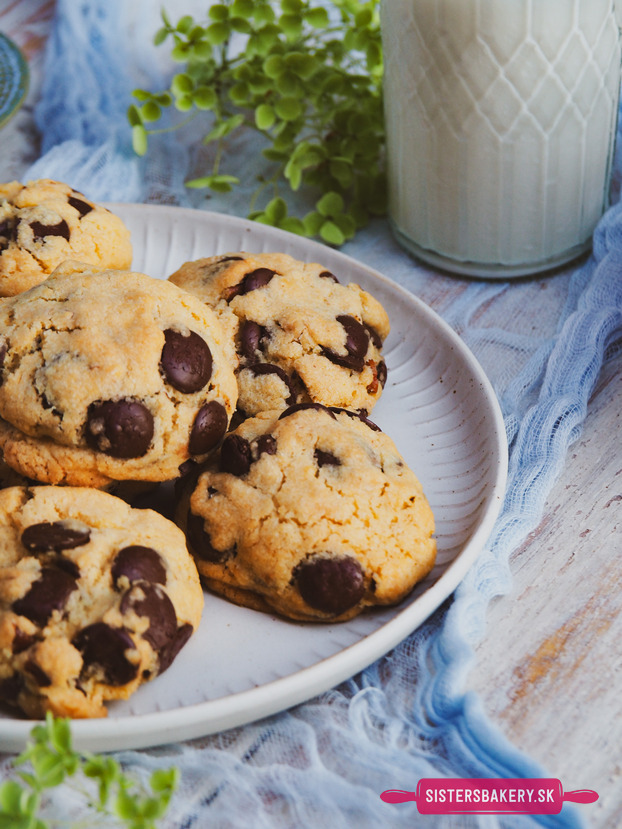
{"left": 1, "top": 3, "right": 621, "bottom": 827}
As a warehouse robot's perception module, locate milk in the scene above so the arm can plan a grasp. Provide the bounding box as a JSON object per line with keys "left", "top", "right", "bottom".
{"left": 381, "top": 0, "right": 622, "bottom": 277}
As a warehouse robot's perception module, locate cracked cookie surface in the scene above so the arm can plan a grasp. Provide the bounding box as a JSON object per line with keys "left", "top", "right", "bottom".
{"left": 0, "top": 267, "right": 238, "bottom": 487}
{"left": 0, "top": 485, "right": 203, "bottom": 718}
{"left": 177, "top": 403, "right": 436, "bottom": 622}
{"left": 168, "top": 252, "right": 390, "bottom": 418}
{"left": 0, "top": 179, "right": 132, "bottom": 296}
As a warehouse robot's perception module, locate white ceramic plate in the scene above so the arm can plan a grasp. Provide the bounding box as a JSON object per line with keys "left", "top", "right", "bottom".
{"left": 0, "top": 204, "right": 507, "bottom": 752}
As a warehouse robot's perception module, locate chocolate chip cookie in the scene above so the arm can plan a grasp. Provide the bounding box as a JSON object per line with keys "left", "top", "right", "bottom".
{"left": 168, "top": 252, "right": 390, "bottom": 418}
{"left": 0, "top": 485, "right": 203, "bottom": 718}
{"left": 0, "top": 179, "right": 133, "bottom": 296}
{"left": 0, "top": 267, "right": 238, "bottom": 487}
{"left": 177, "top": 403, "right": 436, "bottom": 622}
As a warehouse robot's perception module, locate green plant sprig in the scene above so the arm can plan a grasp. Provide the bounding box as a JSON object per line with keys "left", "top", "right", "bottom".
{"left": 0, "top": 713, "right": 178, "bottom": 828}
{"left": 128, "top": 0, "right": 386, "bottom": 246}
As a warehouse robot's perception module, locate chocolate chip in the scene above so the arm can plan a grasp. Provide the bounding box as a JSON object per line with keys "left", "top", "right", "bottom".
{"left": 22, "top": 521, "right": 91, "bottom": 553}
{"left": 186, "top": 511, "right": 232, "bottom": 563}
{"left": 0, "top": 218, "right": 15, "bottom": 240}
{"left": 158, "top": 623, "right": 193, "bottom": 674}
{"left": 120, "top": 583, "right": 177, "bottom": 653}
{"left": 12, "top": 567, "right": 77, "bottom": 626}
{"left": 322, "top": 315, "right": 370, "bottom": 372}
{"left": 189, "top": 400, "right": 228, "bottom": 455}
{"left": 160, "top": 329, "right": 213, "bottom": 393}
{"left": 254, "top": 434, "right": 277, "bottom": 458}
{"left": 0, "top": 674, "right": 23, "bottom": 704}
{"left": 68, "top": 196, "right": 93, "bottom": 217}
{"left": 24, "top": 660, "right": 51, "bottom": 687}
{"left": 73, "top": 623, "right": 138, "bottom": 686}
{"left": 314, "top": 449, "right": 341, "bottom": 467}
{"left": 220, "top": 434, "right": 252, "bottom": 476}
{"left": 279, "top": 402, "right": 336, "bottom": 420}
{"left": 294, "top": 555, "right": 365, "bottom": 615}
{"left": 178, "top": 459, "right": 199, "bottom": 478}
{"left": 112, "top": 546, "right": 167, "bottom": 588}
{"left": 39, "top": 391, "right": 63, "bottom": 420}
{"left": 0, "top": 218, "right": 16, "bottom": 255}
{"left": 319, "top": 270, "right": 339, "bottom": 283}
{"left": 12, "top": 628, "right": 36, "bottom": 654}
{"left": 29, "top": 219, "right": 70, "bottom": 242}
{"left": 376, "top": 360, "right": 387, "bottom": 388}
{"left": 240, "top": 268, "right": 276, "bottom": 294}
{"left": 56, "top": 558, "right": 81, "bottom": 579}
{"left": 239, "top": 320, "right": 267, "bottom": 360}
{"left": 248, "top": 363, "right": 296, "bottom": 404}
{"left": 86, "top": 399, "right": 154, "bottom": 458}
{"left": 364, "top": 323, "right": 383, "bottom": 350}
{"left": 224, "top": 268, "right": 277, "bottom": 301}
{"left": 220, "top": 255, "right": 243, "bottom": 262}
{"left": 328, "top": 406, "right": 382, "bottom": 431}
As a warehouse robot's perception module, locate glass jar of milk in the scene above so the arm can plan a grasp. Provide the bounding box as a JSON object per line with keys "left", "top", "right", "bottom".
{"left": 380, "top": 0, "right": 622, "bottom": 278}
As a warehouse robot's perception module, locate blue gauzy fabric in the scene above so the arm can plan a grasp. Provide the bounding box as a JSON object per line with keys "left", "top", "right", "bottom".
{"left": 5, "top": 1, "right": 621, "bottom": 827}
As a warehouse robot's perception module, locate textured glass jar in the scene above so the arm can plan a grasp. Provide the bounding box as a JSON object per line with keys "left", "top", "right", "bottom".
{"left": 380, "top": 0, "right": 622, "bottom": 278}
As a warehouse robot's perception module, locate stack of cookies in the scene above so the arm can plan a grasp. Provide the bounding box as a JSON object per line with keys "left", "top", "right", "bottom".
{"left": 0, "top": 179, "right": 436, "bottom": 719}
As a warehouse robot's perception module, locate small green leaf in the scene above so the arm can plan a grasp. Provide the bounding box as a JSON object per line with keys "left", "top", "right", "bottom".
{"left": 193, "top": 86, "right": 217, "bottom": 110}
{"left": 171, "top": 42, "right": 192, "bottom": 62}
{"left": 355, "top": 8, "right": 373, "bottom": 27}
{"left": 230, "top": 16, "right": 252, "bottom": 34}
{"left": 275, "top": 71, "right": 301, "bottom": 96}
{"left": 115, "top": 788, "right": 137, "bottom": 821}
{"left": 207, "top": 175, "right": 240, "bottom": 193}
{"left": 305, "top": 7, "right": 330, "bottom": 27}
{"left": 205, "top": 21, "right": 230, "bottom": 45}
{"left": 0, "top": 780, "right": 28, "bottom": 814}
{"left": 320, "top": 220, "right": 346, "bottom": 245}
{"left": 132, "top": 88, "right": 152, "bottom": 102}
{"left": 316, "top": 190, "right": 345, "bottom": 217}
{"left": 284, "top": 52, "right": 318, "bottom": 80}
{"left": 229, "top": 81, "right": 250, "bottom": 105}
{"left": 171, "top": 73, "right": 194, "bottom": 96}
{"left": 208, "top": 5, "right": 229, "bottom": 22}
{"left": 132, "top": 125, "right": 148, "bottom": 156}
{"left": 175, "top": 15, "right": 195, "bottom": 34}
{"left": 329, "top": 160, "right": 354, "bottom": 188}
{"left": 281, "top": 0, "right": 303, "bottom": 12}
{"left": 302, "top": 211, "right": 324, "bottom": 236}
{"left": 279, "top": 13, "right": 303, "bottom": 40}
{"left": 255, "top": 104, "right": 276, "bottom": 130}
{"left": 187, "top": 174, "right": 240, "bottom": 193}
{"left": 127, "top": 104, "right": 142, "bottom": 127}
{"left": 284, "top": 158, "right": 302, "bottom": 190}
{"left": 174, "top": 95, "right": 194, "bottom": 112}
{"left": 262, "top": 147, "right": 288, "bottom": 162}
{"left": 279, "top": 216, "right": 306, "bottom": 235}
{"left": 265, "top": 196, "right": 288, "bottom": 222}
{"left": 231, "top": 0, "right": 254, "bottom": 17}
{"left": 263, "top": 55, "right": 284, "bottom": 79}
{"left": 150, "top": 768, "right": 179, "bottom": 795}
{"left": 184, "top": 177, "right": 216, "bottom": 189}
{"left": 274, "top": 96, "right": 303, "bottom": 121}
{"left": 253, "top": 4, "right": 276, "bottom": 24}
{"left": 140, "top": 101, "right": 161, "bottom": 122}
{"left": 333, "top": 212, "right": 357, "bottom": 238}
